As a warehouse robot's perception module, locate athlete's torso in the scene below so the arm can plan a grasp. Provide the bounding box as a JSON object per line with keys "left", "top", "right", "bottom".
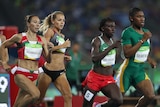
{"left": 45, "top": 31, "right": 66, "bottom": 71}
{"left": 93, "top": 36, "right": 116, "bottom": 75}
{"left": 16, "top": 33, "right": 43, "bottom": 70}
{"left": 122, "top": 26, "right": 150, "bottom": 67}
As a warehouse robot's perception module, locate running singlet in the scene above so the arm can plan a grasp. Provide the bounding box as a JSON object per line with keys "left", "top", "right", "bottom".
{"left": 122, "top": 27, "right": 150, "bottom": 64}
{"left": 17, "top": 33, "right": 43, "bottom": 60}
{"left": 97, "top": 36, "right": 116, "bottom": 67}
{"left": 50, "top": 32, "right": 66, "bottom": 53}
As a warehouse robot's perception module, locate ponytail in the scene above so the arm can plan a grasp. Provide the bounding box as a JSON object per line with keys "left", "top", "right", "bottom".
{"left": 39, "top": 14, "right": 52, "bottom": 35}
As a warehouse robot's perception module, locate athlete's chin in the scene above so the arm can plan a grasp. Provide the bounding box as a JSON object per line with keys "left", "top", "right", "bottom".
{"left": 33, "top": 30, "right": 39, "bottom": 33}
{"left": 140, "top": 23, "right": 145, "bottom": 27}
{"left": 108, "top": 34, "right": 113, "bottom": 38}
{"left": 59, "top": 27, "right": 64, "bottom": 30}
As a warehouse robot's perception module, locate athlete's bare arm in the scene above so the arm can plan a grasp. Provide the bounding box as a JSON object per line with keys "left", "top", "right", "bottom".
{"left": 0, "top": 34, "right": 21, "bottom": 70}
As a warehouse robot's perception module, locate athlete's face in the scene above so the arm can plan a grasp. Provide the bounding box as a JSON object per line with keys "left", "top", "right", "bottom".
{"left": 53, "top": 14, "right": 65, "bottom": 30}
{"left": 72, "top": 43, "right": 80, "bottom": 53}
{"left": 103, "top": 21, "right": 115, "bottom": 38}
{"left": 28, "top": 16, "right": 40, "bottom": 33}
{"left": 131, "top": 11, "right": 145, "bottom": 27}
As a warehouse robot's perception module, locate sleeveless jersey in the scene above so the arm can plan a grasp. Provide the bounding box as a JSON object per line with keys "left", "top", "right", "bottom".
{"left": 95, "top": 36, "right": 116, "bottom": 67}
{"left": 50, "top": 32, "right": 66, "bottom": 53}
{"left": 17, "top": 33, "right": 43, "bottom": 60}
{"left": 121, "top": 26, "right": 150, "bottom": 65}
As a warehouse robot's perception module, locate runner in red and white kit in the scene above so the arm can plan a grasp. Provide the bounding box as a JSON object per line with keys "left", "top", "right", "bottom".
{"left": 0, "top": 15, "right": 49, "bottom": 107}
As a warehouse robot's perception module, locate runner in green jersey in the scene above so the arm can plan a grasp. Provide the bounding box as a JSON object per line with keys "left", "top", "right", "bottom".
{"left": 116, "top": 7, "right": 157, "bottom": 107}
{"left": 82, "top": 17, "right": 123, "bottom": 107}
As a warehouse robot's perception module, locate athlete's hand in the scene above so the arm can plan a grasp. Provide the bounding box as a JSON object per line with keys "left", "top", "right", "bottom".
{"left": 47, "top": 42, "right": 54, "bottom": 48}
{"left": 1, "top": 62, "right": 11, "bottom": 72}
{"left": 63, "top": 39, "right": 71, "bottom": 48}
{"left": 150, "top": 59, "right": 157, "bottom": 68}
{"left": 47, "top": 42, "right": 54, "bottom": 53}
{"left": 148, "top": 57, "right": 157, "bottom": 68}
{"left": 64, "top": 55, "right": 72, "bottom": 61}
{"left": 142, "top": 31, "right": 152, "bottom": 42}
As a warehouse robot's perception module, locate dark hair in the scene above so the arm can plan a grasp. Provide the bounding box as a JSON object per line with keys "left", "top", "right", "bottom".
{"left": 25, "top": 15, "right": 39, "bottom": 31}
{"left": 25, "top": 15, "right": 38, "bottom": 23}
{"left": 129, "top": 7, "right": 142, "bottom": 17}
{"left": 99, "top": 17, "right": 115, "bottom": 32}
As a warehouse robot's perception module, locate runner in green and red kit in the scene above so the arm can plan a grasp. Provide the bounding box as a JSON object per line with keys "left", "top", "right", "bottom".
{"left": 82, "top": 17, "right": 123, "bottom": 107}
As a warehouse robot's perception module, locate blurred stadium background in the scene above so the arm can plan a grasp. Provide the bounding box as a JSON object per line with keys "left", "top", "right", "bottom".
{"left": 0, "top": 0, "right": 160, "bottom": 107}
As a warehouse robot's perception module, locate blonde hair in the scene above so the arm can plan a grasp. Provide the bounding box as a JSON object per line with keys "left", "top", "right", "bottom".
{"left": 39, "top": 11, "right": 64, "bottom": 34}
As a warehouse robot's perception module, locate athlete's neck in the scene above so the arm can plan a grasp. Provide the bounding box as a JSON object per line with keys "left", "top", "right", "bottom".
{"left": 131, "top": 25, "right": 144, "bottom": 34}
{"left": 52, "top": 27, "right": 61, "bottom": 34}
{"left": 102, "top": 33, "right": 111, "bottom": 41}
{"left": 132, "top": 25, "right": 142, "bottom": 31}
{"left": 26, "top": 31, "right": 37, "bottom": 41}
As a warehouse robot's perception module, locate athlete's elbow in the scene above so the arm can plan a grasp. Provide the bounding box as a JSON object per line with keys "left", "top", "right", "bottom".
{"left": 92, "top": 56, "right": 98, "bottom": 63}
{"left": 124, "top": 53, "right": 132, "bottom": 58}
{"left": 123, "top": 51, "right": 131, "bottom": 58}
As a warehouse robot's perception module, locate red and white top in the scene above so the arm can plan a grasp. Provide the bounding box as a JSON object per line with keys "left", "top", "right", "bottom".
{"left": 17, "top": 33, "right": 43, "bottom": 61}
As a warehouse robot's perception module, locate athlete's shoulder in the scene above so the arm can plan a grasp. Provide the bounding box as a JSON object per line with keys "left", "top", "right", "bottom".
{"left": 38, "top": 35, "right": 45, "bottom": 41}
{"left": 122, "top": 26, "right": 133, "bottom": 34}
{"left": 13, "top": 33, "right": 23, "bottom": 39}
{"left": 121, "top": 26, "right": 133, "bottom": 38}
{"left": 92, "top": 36, "right": 99, "bottom": 42}
{"left": 47, "top": 28, "right": 54, "bottom": 32}
{"left": 44, "top": 28, "right": 54, "bottom": 37}
{"left": 0, "top": 34, "right": 6, "bottom": 42}
{"left": 91, "top": 36, "right": 101, "bottom": 46}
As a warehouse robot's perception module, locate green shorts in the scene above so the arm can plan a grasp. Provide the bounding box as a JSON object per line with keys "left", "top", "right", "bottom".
{"left": 116, "top": 59, "right": 150, "bottom": 93}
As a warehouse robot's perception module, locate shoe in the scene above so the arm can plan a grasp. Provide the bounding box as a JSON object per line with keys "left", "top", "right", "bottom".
{"left": 92, "top": 102, "right": 101, "bottom": 107}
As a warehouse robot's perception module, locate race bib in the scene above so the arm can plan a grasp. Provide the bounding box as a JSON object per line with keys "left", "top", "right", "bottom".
{"left": 101, "top": 49, "right": 116, "bottom": 66}
{"left": 57, "top": 36, "right": 66, "bottom": 53}
{"left": 84, "top": 90, "right": 94, "bottom": 101}
{"left": 24, "top": 42, "right": 42, "bottom": 60}
{"left": 134, "top": 46, "right": 150, "bottom": 63}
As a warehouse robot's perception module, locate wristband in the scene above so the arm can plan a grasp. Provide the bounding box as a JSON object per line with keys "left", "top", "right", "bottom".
{"left": 140, "top": 40, "right": 144, "bottom": 44}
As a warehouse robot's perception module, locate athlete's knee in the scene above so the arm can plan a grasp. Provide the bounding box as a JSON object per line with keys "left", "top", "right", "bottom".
{"left": 37, "top": 96, "right": 44, "bottom": 104}
{"left": 116, "top": 98, "right": 123, "bottom": 105}
{"left": 31, "top": 89, "right": 40, "bottom": 101}
{"left": 63, "top": 93, "right": 72, "bottom": 102}
{"left": 107, "top": 97, "right": 123, "bottom": 107}
{"left": 114, "top": 98, "right": 123, "bottom": 106}
{"left": 112, "top": 95, "right": 123, "bottom": 106}
{"left": 146, "top": 93, "right": 155, "bottom": 100}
